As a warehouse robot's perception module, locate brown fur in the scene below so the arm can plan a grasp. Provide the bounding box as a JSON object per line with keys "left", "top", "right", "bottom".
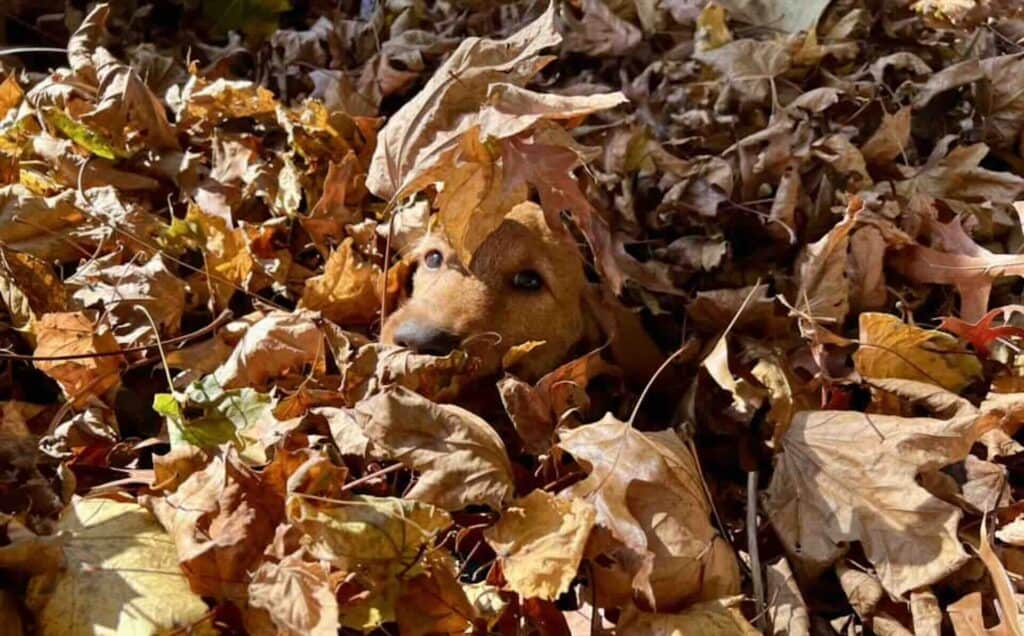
{"left": 381, "top": 201, "right": 665, "bottom": 383}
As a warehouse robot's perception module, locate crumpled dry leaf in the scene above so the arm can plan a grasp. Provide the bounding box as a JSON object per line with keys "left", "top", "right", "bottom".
{"left": 767, "top": 557, "right": 810, "bottom": 636}
{"left": 861, "top": 106, "right": 911, "bottom": 166}
{"left": 213, "top": 309, "right": 324, "bottom": 390}
{"left": 365, "top": 3, "right": 561, "bottom": 201}
{"left": 247, "top": 553, "right": 340, "bottom": 636}
{"left": 25, "top": 497, "right": 213, "bottom": 636}
{"left": 854, "top": 312, "right": 983, "bottom": 392}
{"left": 67, "top": 252, "right": 186, "bottom": 347}
{"left": 484, "top": 489, "right": 596, "bottom": 601}
{"left": 143, "top": 449, "right": 283, "bottom": 601}
{"left": 33, "top": 312, "right": 123, "bottom": 406}
{"left": 764, "top": 406, "right": 996, "bottom": 596}
{"left": 0, "top": 246, "right": 67, "bottom": 335}
{"left": 285, "top": 494, "right": 457, "bottom": 630}
{"left": 342, "top": 387, "right": 515, "bottom": 510}
{"left": 560, "top": 413, "right": 740, "bottom": 609}
{"left": 298, "top": 238, "right": 382, "bottom": 326}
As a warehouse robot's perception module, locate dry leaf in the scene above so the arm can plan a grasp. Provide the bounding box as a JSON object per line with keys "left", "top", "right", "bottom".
{"left": 25, "top": 498, "right": 213, "bottom": 636}
{"left": 366, "top": 2, "right": 561, "bottom": 201}
{"left": 560, "top": 414, "right": 740, "bottom": 608}
{"left": 299, "top": 238, "right": 381, "bottom": 326}
{"left": 343, "top": 387, "right": 515, "bottom": 510}
{"left": 764, "top": 407, "right": 995, "bottom": 596}
{"left": 33, "top": 312, "right": 123, "bottom": 406}
{"left": 484, "top": 489, "right": 596, "bottom": 600}
{"left": 143, "top": 450, "right": 283, "bottom": 600}
{"left": 247, "top": 554, "right": 340, "bottom": 636}
{"left": 213, "top": 309, "right": 324, "bottom": 390}
{"left": 854, "top": 312, "right": 983, "bottom": 392}
{"left": 616, "top": 597, "right": 760, "bottom": 635}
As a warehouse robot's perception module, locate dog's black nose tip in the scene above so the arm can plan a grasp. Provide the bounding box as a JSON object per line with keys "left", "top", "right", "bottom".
{"left": 392, "top": 322, "right": 461, "bottom": 356}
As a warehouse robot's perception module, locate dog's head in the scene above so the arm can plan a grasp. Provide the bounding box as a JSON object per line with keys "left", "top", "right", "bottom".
{"left": 381, "top": 201, "right": 589, "bottom": 379}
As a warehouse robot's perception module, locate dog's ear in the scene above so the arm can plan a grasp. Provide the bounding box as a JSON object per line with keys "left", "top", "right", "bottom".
{"left": 580, "top": 285, "right": 668, "bottom": 385}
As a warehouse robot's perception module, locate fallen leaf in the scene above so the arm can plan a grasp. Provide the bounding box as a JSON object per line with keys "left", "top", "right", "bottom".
{"left": 484, "top": 489, "right": 596, "bottom": 601}
{"left": 854, "top": 312, "right": 983, "bottom": 392}
{"left": 616, "top": 597, "right": 760, "bottom": 635}
{"left": 67, "top": 253, "right": 187, "bottom": 347}
{"left": 861, "top": 107, "right": 911, "bottom": 165}
{"left": 25, "top": 497, "right": 213, "bottom": 636}
{"left": 343, "top": 387, "right": 515, "bottom": 511}
{"left": 299, "top": 238, "right": 382, "bottom": 326}
{"left": 33, "top": 312, "right": 123, "bottom": 406}
{"left": 143, "top": 449, "right": 283, "bottom": 600}
{"left": 366, "top": 2, "right": 561, "bottom": 201}
{"left": 764, "top": 407, "right": 995, "bottom": 596}
{"left": 247, "top": 554, "right": 340, "bottom": 636}
{"left": 560, "top": 413, "right": 740, "bottom": 609}
{"left": 213, "top": 309, "right": 324, "bottom": 390}
{"left": 767, "top": 557, "right": 810, "bottom": 636}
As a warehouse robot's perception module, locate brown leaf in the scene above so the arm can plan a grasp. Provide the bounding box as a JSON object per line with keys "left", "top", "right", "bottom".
{"left": 616, "top": 597, "right": 760, "bottom": 635}
{"left": 861, "top": 107, "right": 911, "bottom": 165}
{"left": 343, "top": 387, "right": 515, "bottom": 510}
{"left": 143, "top": 449, "right": 283, "bottom": 600}
{"left": 299, "top": 238, "right": 382, "bottom": 326}
{"left": 67, "top": 253, "right": 187, "bottom": 347}
{"left": 0, "top": 246, "right": 67, "bottom": 334}
{"left": 247, "top": 554, "right": 340, "bottom": 636}
{"left": 365, "top": 2, "right": 561, "bottom": 201}
{"left": 767, "top": 558, "right": 810, "bottom": 636}
{"left": 563, "top": 0, "right": 643, "bottom": 57}
{"left": 560, "top": 414, "right": 739, "bottom": 608}
{"left": 483, "top": 489, "right": 596, "bottom": 601}
{"left": 764, "top": 407, "right": 995, "bottom": 596}
{"left": 33, "top": 312, "right": 123, "bottom": 406}
{"left": 213, "top": 310, "right": 324, "bottom": 390}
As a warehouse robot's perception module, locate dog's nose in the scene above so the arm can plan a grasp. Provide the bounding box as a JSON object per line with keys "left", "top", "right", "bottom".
{"left": 392, "top": 321, "right": 461, "bottom": 356}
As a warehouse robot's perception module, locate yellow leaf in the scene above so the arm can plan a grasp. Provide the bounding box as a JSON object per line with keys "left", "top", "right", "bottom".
{"left": 25, "top": 498, "right": 213, "bottom": 636}
{"left": 854, "top": 313, "right": 982, "bottom": 392}
{"left": 484, "top": 489, "right": 595, "bottom": 600}
{"left": 299, "top": 238, "right": 382, "bottom": 326}
{"left": 617, "top": 597, "right": 760, "bottom": 635}
{"left": 286, "top": 494, "right": 453, "bottom": 630}
{"left": 696, "top": 3, "right": 733, "bottom": 52}
{"left": 0, "top": 75, "right": 23, "bottom": 119}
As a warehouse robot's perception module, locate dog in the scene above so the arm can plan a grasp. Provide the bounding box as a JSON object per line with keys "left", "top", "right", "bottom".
{"left": 380, "top": 201, "right": 667, "bottom": 384}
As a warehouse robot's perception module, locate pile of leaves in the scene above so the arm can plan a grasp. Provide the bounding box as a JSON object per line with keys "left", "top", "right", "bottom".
{"left": 7, "top": 0, "right": 1024, "bottom": 633}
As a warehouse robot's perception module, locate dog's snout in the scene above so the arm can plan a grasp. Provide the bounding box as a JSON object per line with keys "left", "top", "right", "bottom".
{"left": 392, "top": 321, "right": 461, "bottom": 356}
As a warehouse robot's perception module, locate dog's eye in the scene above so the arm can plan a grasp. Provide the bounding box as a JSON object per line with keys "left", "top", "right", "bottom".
{"left": 423, "top": 250, "right": 443, "bottom": 269}
{"left": 511, "top": 270, "right": 543, "bottom": 291}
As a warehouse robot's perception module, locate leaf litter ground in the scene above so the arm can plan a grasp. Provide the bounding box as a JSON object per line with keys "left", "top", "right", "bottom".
{"left": 5, "top": 0, "right": 1024, "bottom": 634}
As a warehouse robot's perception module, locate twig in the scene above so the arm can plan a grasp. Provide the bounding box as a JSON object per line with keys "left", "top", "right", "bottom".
{"left": 0, "top": 310, "right": 233, "bottom": 361}
{"left": 748, "top": 470, "right": 766, "bottom": 633}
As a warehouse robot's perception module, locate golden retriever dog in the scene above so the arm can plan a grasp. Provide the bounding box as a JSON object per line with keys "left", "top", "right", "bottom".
{"left": 381, "top": 201, "right": 666, "bottom": 384}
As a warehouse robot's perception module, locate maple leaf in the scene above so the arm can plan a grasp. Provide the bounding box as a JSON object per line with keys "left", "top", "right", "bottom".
{"left": 25, "top": 498, "right": 213, "bottom": 635}
{"left": 483, "top": 489, "right": 596, "bottom": 601}
{"left": 342, "top": 387, "right": 515, "bottom": 511}
{"left": 559, "top": 414, "right": 740, "bottom": 609}
{"left": 764, "top": 407, "right": 996, "bottom": 596}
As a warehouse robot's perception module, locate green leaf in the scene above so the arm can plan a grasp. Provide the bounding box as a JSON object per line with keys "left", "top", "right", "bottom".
{"left": 153, "top": 376, "right": 278, "bottom": 463}
{"left": 42, "top": 108, "right": 130, "bottom": 160}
